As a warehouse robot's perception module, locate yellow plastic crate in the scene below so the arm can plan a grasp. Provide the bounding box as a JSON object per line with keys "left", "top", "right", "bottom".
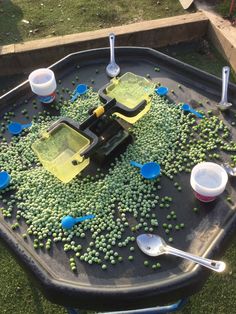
{"left": 32, "top": 123, "right": 90, "bottom": 183}
{"left": 106, "top": 72, "right": 155, "bottom": 123}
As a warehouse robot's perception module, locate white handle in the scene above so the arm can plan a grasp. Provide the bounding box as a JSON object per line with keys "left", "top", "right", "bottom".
{"left": 109, "top": 33, "right": 116, "bottom": 64}
{"left": 220, "top": 66, "right": 230, "bottom": 104}
{"left": 166, "top": 245, "right": 226, "bottom": 273}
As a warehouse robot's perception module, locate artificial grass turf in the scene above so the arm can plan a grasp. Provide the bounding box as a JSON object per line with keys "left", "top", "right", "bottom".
{"left": 180, "top": 239, "right": 236, "bottom": 314}
{"left": 161, "top": 40, "right": 236, "bottom": 83}
{"left": 0, "top": 240, "right": 66, "bottom": 314}
{"left": 216, "top": 0, "right": 236, "bottom": 18}
{"left": 0, "top": 239, "right": 236, "bottom": 313}
{"left": 0, "top": 0, "right": 185, "bottom": 46}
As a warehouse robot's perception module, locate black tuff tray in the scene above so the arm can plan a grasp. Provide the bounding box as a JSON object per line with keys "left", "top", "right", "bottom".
{"left": 0, "top": 47, "right": 236, "bottom": 311}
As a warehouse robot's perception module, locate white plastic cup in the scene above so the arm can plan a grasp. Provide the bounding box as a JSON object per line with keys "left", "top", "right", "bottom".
{"left": 190, "top": 162, "right": 228, "bottom": 202}
{"left": 28, "top": 68, "right": 57, "bottom": 103}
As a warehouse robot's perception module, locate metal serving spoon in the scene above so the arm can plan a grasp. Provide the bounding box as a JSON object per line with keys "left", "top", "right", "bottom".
{"left": 221, "top": 163, "right": 236, "bottom": 177}
{"left": 137, "top": 234, "right": 226, "bottom": 273}
{"left": 106, "top": 33, "right": 120, "bottom": 78}
{"left": 217, "top": 66, "right": 232, "bottom": 111}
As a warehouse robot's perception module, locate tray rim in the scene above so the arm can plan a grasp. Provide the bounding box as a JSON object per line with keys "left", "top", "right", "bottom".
{"left": 1, "top": 46, "right": 236, "bottom": 310}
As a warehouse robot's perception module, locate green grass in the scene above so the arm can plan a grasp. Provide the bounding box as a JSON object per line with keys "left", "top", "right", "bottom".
{"left": 0, "top": 240, "right": 66, "bottom": 314}
{"left": 216, "top": 0, "right": 236, "bottom": 17}
{"left": 0, "top": 0, "right": 185, "bottom": 45}
{"left": 164, "top": 42, "right": 236, "bottom": 83}
{"left": 1, "top": 239, "right": 236, "bottom": 313}
{"left": 180, "top": 239, "right": 236, "bottom": 314}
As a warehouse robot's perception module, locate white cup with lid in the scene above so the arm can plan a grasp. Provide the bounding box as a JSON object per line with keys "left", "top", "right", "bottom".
{"left": 28, "top": 68, "right": 57, "bottom": 103}
{"left": 190, "top": 162, "right": 228, "bottom": 202}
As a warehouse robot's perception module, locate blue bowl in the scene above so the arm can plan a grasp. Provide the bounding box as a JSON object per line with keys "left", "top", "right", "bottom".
{"left": 76, "top": 84, "right": 88, "bottom": 95}
{"left": 155, "top": 86, "right": 169, "bottom": 96}
{"left": 0, "top": 171, "right": 11, "bottom": 190}
{"left": 8, "top": 122, "right": 22, "bottom": 135}
{"left": 141, "top": 162, "right": 161, "bottom": 180}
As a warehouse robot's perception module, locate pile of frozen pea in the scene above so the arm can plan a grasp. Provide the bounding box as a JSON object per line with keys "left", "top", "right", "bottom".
{"left": 0, "top": 87, "right": 235, "bottom": 273}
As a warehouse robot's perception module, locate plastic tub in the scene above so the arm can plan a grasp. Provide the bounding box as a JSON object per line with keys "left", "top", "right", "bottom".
{"left": 28, "top": 68, "right": 57, "bottom": 103}
{"left": 105, "top": 72, "right": 155, "bottom": 124}
{"left": 32, "top": 123, "right": 90, "bottom": 183}
{"left": 190, "top": 162, "right": 228, "bottom": 202}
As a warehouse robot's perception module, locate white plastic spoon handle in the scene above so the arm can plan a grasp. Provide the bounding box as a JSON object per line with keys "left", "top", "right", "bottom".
{"left": 220, "top": 66, "right": 230, "bottom": 104}
{"left": 166, "top": 245, "right": 226, "bottom": 272}
{"left": 109, "top": 33, "right": 116, "bottom": 65}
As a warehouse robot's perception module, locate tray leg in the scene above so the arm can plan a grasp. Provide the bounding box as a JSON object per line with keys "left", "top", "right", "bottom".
{"left": 66, "top": 298, "right": 188, "bottom": 314}
{"left": 66, "top": 308, "right": 79, "bottom": 314}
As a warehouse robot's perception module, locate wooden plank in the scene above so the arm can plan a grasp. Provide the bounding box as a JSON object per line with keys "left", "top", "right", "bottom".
{"left": 0, "top": 12, "right": 208, "bottom": 76}
{"left": 205, "top": 10, "right": 236, "bottom": 72}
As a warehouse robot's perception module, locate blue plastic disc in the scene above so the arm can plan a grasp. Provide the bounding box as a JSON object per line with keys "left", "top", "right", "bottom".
{"left": 181, "top": 103, "right": 190, "bottom": 111}
{"left": 76, "top": 84, "right": 88, "bottom": 95}
{"left": 141, "top": 162, "right": 161, "bottom": 180}
{"left": 61, "top": 216, "right": 75, "bottom": 229}
{"left": 155, "top": 86, "right": 169, "bottom": 96}
{"left": 8, "top": 122, "right": 22, "bottom": 135}
{"left": 0, "top": 171, "right": 11, "bottom": 190}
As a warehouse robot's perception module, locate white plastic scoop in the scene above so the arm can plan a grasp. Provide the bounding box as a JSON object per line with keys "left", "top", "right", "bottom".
{"left": 137, "top": 234, "right": 226, "bottom": 273}
{"left": 106, "top": 33, "right": 120, "bottom": 78}
{"left": 217, "top": 66, "right": 232, "bottom": 111}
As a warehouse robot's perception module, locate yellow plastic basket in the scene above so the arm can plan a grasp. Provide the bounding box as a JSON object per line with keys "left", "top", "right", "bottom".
{"left": 105, "top": 72, "right": 155, "bottom": 123}
{"left": 32, "top": 123, "right": 90, "bottom": 183}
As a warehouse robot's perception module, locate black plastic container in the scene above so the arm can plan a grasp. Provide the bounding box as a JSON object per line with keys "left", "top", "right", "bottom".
{"left": 0, "top": 47, "right": 236, "bottom": 311}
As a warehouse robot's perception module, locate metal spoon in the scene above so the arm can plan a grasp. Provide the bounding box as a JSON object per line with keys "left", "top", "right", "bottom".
{"left": 106, "top": 33, "right": 120, "bottom": 78}
{"left": 217, "top": 66, "right": 232, "bottom": 111}
{"left": 137, "top": 234, "right": 226, "bottom": 273}
{"left": 221, "top": 163, "right": 236, "bottom": 176}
